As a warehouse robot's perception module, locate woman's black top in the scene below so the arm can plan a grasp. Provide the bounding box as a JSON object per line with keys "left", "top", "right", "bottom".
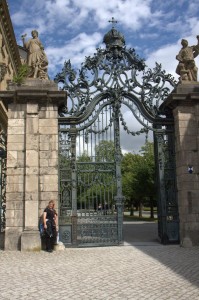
{"left": 44, "top": 208, "right": 56, "bottom": 224}
{"left": 44, "top": 207, "right": 57, "bottom": 237}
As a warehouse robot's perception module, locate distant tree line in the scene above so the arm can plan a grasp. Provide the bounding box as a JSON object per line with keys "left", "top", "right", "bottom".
{"left": 122, "top": 142, "right": 156, "bottom": 218}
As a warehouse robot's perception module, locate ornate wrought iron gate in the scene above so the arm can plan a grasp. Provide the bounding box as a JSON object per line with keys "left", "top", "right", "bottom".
{"left": 56, "top": 22, "right": 179, "bottom": 246}
{"left": 154, "top": 125, "right": 179, "bottom": 244}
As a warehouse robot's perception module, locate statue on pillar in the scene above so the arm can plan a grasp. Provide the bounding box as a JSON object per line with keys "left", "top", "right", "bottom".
{"left": 21, "top": 30, "right": 49, "bottom": 80}
{"left": 176, "top": 37, "right": 199, "bottom": 82}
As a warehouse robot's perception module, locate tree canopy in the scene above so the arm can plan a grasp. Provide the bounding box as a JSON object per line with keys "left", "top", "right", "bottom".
{"left": 59, "top": 139, "right": 156, "bottom": 217}
{"left": 121, "top": 142, "right": 156, "bottom": 217}
{"left": 95, "top": 140, "right": 115, "bottom": 162}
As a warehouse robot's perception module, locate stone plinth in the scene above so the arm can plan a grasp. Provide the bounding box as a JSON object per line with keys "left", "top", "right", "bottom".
{"left": 0, "top": 79, "right": 66, "bottom": 250}
{"left": 21, "top": 230, "right": 41, "bottom": 251}
{"left": 162, "top": 82, "right": 199, "bottom": 247}
{"left": 54, "top": 241, "right": 65, "bottom": 251}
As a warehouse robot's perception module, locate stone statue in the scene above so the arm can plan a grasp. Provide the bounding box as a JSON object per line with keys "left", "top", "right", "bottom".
{"left": 21, "top": 30, "right": 48, "bottom": 80}
{"left": 176, "top": 37, "right": 199, "bottom": 82}
{"left": 193, "top": 35, "right": 199, "bottom": 58}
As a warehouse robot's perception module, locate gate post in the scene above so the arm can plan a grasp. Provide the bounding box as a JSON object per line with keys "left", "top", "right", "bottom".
{"left": 162, "top": 83, "right": 199, "bottom": 247}
{"left": 0, "top": 79, "right": 66, "bottom": 250}
{"left": 154, "top": 129, "right": 167, "bottom": 243}
{"left": 114, "top": 112, "right": 124, "bottom": 244}
{"left": 154, "top": 127, "right": 179, "bottom": 244}
{"left": 68, "top": 126, "right": 78, "bottom": 245}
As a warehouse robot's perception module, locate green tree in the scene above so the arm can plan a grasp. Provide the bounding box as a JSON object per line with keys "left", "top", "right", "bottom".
{"left": 139, "top": 142, "right": 156, "bottom": 218}
{"left": 77, "top": 141, "right": 116, "bottom": 210}
{"left": 76, "top": 151, "right": 92, "bottom": 208}
{"left": 121, "top": 142, "right": 156, "bottom": 218}
{"left": 77, "top": 151, "right": 91, "bottom": 162}
{"left": 95, "top": 140, "right": 115, "bottom": 162}
{"left": 122, "top": 153, "right": 143, "bottom": 215}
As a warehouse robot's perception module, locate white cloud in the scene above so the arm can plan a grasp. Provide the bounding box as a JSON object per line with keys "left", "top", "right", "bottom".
{"left": 119, "top": 109, "right": 152, "bottom": 153}
{"left": 187, "top": 1, "right": 199, "bottom": 14}
{"left": 145, "top": 44, "right": 179, "bottom": 79}
{"left": 188, "top": 18, "right": 199, "bottom": 37}
{"left": 11, "top": 0, "right": 163, "bottom": 35}
{"left": 139, "top": 33, "right": 159, "bottom": 39}
{"left": 11, "top": 11, "right": 27, "bottom": 26}
{"left": 67, "top": 0, "right": 154, "bottom": 30}
{"left": 46, "top": 32, "right": 103, "bottom": 77}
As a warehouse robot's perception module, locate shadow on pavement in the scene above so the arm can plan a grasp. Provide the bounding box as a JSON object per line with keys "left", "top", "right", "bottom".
{"left": 123, "top": 221, "right": 199, "bottom": 289}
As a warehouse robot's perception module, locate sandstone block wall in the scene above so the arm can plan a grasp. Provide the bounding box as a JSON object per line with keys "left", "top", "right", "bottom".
{"left": 0, "top": 81, "right": 66, "bottom": 250}
{"left": 173, "top": 104, "right": 199, "bottom": 246}
{"left": 164, "top": 83, "right": 199, "bottom": 247}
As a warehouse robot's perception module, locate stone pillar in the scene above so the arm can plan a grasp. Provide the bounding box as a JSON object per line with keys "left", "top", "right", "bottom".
{"left": 162, "top": 83, "right": 199, "bottom": 247}
{"left": 0, "top": 79, "right": 66, "bottom": 250}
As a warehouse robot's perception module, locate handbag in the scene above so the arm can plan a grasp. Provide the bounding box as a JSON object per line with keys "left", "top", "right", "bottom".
{"left": 39, "top": 222, "right": 45, "bottom": 238}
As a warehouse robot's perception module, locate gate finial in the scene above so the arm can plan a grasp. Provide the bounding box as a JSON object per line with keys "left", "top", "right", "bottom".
{"left": 103, "top": 18, "right": 125, "bottom": 51}
{"left": 108, "top": 17, "right": 118, "bottom": 29}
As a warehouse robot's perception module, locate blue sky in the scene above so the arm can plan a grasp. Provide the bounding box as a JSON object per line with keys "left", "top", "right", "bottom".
{"left": 8, "top": 0, "right": 199, "bottom": 80}
{"left": 7, "top": 0, "right": 199, "bottom": 152}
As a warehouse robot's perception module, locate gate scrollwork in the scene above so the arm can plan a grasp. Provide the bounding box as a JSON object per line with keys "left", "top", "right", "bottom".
{"left": 56, "top": 23, "right": 179, "bottom": 246}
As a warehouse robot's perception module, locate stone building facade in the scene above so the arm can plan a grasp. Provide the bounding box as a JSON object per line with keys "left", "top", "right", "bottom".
{"left": 0, "top": 0, "right": 22, "bottom": 132}
{"left": 0, "top": 0, "right": 21, "bottom": 249}
{"left": 0, "top": 0, "right": 21, "bottom": 90}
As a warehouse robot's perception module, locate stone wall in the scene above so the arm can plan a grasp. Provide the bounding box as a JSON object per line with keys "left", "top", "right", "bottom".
{"left": 6, "top": 103, "right": 25, "bottom": 249}
{"left": 163, "top": 83, "right": 199, "bottom": 247}
{"left": 0, "top": 79, "right": 66, "bottom": 250}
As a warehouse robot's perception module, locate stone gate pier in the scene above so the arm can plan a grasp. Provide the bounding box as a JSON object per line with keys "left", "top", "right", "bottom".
{"left": 162, "top": 83, "right": 199, "bottom": 247}
{"left": 0, "top": 79, "right": 66, "bottom": 250}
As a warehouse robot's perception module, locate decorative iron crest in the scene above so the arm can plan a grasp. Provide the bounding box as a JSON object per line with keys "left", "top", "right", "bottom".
{"left": 55, "top": 25, "right": 177, "bottom": 133}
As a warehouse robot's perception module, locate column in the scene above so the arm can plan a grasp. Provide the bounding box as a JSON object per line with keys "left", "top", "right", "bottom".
{"left": 0, "top": 79, "right": 66, "bottom": 250}
{"left": 162, "top": 83, "right": 199, "bottom": 247}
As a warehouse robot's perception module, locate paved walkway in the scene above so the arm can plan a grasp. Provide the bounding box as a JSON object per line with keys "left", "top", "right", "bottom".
{"left": 123, "top": 221, "right": 158, "bottom": 244}
{"left": 0, "top": 223, "right": 199, "bottom": 300}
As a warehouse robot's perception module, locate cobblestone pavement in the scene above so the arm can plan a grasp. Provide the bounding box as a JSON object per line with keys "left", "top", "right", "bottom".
{"left": 0, "top": 244, "right": 199, "bottom": 300}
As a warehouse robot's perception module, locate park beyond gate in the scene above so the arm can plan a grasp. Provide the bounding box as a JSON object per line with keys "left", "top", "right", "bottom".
{"left": 55, "top": 23, "right": 179, "bottom": 247}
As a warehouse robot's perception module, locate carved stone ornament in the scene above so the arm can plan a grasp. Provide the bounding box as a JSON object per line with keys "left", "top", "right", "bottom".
{"left": 21, "top": 30, "right": 48, "bottom": 80}
{"left": 0, "top": 63, "right": 7, "bottom": 82}
{"left": 176, "top": 36, "right": 199, "bottom": 82}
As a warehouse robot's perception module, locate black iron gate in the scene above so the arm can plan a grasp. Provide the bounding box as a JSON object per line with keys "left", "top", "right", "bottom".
{"left": 58, "top": 101, "right": 122, "bottom": 246}
{"left": 56, "top": 22, "right": 179, "bottom": 246}
{"left": 154, "top": 125, "right": 179, "bottom": 244}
